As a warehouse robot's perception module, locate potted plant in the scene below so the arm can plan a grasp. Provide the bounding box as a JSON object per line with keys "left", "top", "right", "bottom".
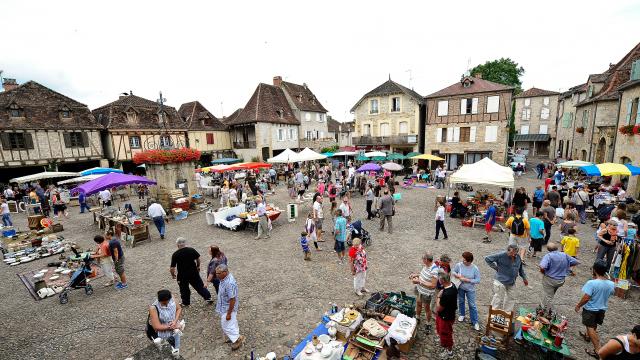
{"left": 633, "top": 125, "right": 640, "bottom": 135}
{"left": 619, "top": 125, "right": 635, "bottom": 135}
{"left": 576, "top": 126, "right": 585, "bottom": 134}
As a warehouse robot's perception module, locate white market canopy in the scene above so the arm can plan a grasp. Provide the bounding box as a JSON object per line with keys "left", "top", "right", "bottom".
{"left": 333, "top": 151, "right": 357, "bottom": 156}
{"left": 364, "top": 151, "right": 386, "bottom": 157}
{"left": 267, "top": 148, "right": 300, "bottom": 163}
{"left": 556, "top": 160, "right": 594, "bottom": 169}
{"left": 297, "top": 147, "right": 327, "bottom": 161}
{"left": 57, "top": 174, "right": 106, "bottom": 185}
{"left": 10, "top": 171, "right": 80, "bottom": 184}
{"left": 449, "top": 157, "right": 515, "bottom": 188}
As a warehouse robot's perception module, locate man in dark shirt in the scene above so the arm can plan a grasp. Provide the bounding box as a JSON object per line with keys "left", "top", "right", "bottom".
{"left": 170, "top": 237, "right": 211, "bottom": 306}
{"left": 546, "top": 186, "right": 561, "bottom": 208}
{"left": 107, "top": 230, "right": 127, "bottom": 290}
{"left": 541, "top": 200, "right": 556, "bottom": 245}
{"left": 436, "top": 271, "right": 458, "bottom": 359}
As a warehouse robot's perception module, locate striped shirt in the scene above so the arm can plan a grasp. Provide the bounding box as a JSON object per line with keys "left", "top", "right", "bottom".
{"left": 216, "top": 273, "right": 239, "bottom": 315}
{"left": 152, "top": 298, "right": 177, "bottom": 339}
{"left": 417, "top": 264, "right": 438, "bottom": 296}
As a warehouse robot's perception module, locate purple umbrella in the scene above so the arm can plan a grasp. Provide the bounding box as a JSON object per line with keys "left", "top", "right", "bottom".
{"left": 357, "top": 162, "right": 382, "bottom": 172}
{"left": 71, "top": 173, "right": 156, "bottom": 195}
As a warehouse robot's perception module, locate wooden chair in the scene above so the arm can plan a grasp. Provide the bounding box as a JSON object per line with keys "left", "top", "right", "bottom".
{"left": 477, "top": 306, "right": 514, "bottom": 351}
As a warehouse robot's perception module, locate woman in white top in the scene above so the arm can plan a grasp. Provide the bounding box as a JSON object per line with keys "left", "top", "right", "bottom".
{"left": 149, "top": 289, "right": 183, "bottom": 357}
{"left": 597, "top": 325, "right": 640, "bottom": 359}
{"left": 434, "top": 200, "right": 448, "bottom": 240}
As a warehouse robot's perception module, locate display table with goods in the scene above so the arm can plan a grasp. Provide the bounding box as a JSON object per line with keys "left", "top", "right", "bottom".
{"left": 514, "top": 307, "right": 571, "bottom": 358}
{"left": 2, "top": 232, "right": 67, "bottom": 267}
{"left": 290, "top": 291, "right": 418, "bottom": 360}
{"left": 93, "top": 209, "right": 150, "bottom": 247}
{"left": 205, "top": 203, "right": 282, "bottom": 232}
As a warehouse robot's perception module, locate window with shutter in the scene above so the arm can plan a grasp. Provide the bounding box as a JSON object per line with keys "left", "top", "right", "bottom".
{"left": 399, "top": 121, "right": 408, "bottom": 134}
{"left": 437, "top": 101, "right": 448, "bottom": 116}
{"left": 484, "top": 126, "right": 498, "bottom": 142}
{"left": 632, "top": 98, "right": 639, "bottom": 125}
{"left": 436, "top": 128, "right": 442, "bottom": 143}
{"left": 68, "top": 132, "right": 84, "bottom": 148}
{"left": 453, "top": 127, "right": 460, "bottom": 142}
{"left": 446, "top": 128, "right": 454, "bottom": 142}
{"left": 524, "top": 98, "right": 531, "bottom": 107}
{"left": 206, "top": 133, "right": 214, "bottom": 144}
{"left": 541, "top": 108, "right": 550, "bottom": 120}
{"left": 63, "top": 133, "right": 71, "bottom": 148}
{"left": 626, "top": 100, "right": 633, "bottom": 125}
{"left": 380, "top": 123, "right": 390, "bottom": 136}
{"left": 472, "top": 98, "right": 478, "bottom": 114}
{"left": 631, "top": 60, "right": 640, "bottom": 81}
{"left": 539, "top": 125, "right": 548, "bottom": 134}
{"left": 460, "top": 99, "right": 467, "bottom": 114}
{"left": 81, "top": 132, "right": 89, "bottom": 147}
{"left": 129, "top": 136, "right": 141, "bottom": 149}
{"left": 469, "top": 126, "right": 476, "bottom": 143}
{"left": 520, "top": 125, "right": 529, "bottom": 135}
{"left": 487, "top": 96, "right": 499, "bottom": 113}
{"left": 369, "top": 99, "right": 379, "bottom": 114}
{"left": 543, "top": 97, "right": 549, "bottom": 106}
{"left": 25, "top": 133, "right": 34, "bottom": 149}
{"left": 8, "top": 133, "right": 27, "bottom": 150}
{"left": 459, "top": 127, "right": 470, "bottom": 142}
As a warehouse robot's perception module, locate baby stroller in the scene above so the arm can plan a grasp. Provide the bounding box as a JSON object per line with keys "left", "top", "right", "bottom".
{"left": 347, "top": 220, "right": 372, "bottom": 247}
{"left": 59, "top": 247, "right": 95, "bottom": 304}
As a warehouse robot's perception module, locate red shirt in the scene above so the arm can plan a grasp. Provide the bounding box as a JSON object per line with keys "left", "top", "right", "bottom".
{"left": 544, "top": 178, "right": 552, "bottom": 192}
{"left": 349, "top": 246, "right": 357, "bottom": 259}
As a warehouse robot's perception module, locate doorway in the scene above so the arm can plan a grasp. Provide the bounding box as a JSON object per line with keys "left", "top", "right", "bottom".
{"left": 595, "top": 138, "right": 606, "bottom": 164}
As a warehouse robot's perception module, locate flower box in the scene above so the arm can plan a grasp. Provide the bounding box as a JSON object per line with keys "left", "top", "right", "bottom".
{"left": 133, "top": 147, "right": 201, "bottom": 165}
{"left": 576, "top": 127, "right": 585, "bottom": 134}
{"left": 619, "top": 125, "right": 635, "bottom": 136}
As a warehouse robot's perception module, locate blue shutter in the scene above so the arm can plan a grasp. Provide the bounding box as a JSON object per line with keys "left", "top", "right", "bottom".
{"left": 631, "top": 60, "right": 640, "bottom": 81}
{"left": 626, "top": 100, "right": 633, "bottom": 125}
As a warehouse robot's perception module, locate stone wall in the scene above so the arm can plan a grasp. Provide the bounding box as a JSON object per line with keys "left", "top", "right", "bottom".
{"left": 514, "top": 94, "right": 558, "bottom": 157}
{"left": 573, "top": 100, "right": 618, "bottom": 161}
{"left": 145, "top": 162, "right": 197, "bottom": 209}
{"left": 613, "top": 84, "right": 640, "bottom": 197}
{"left": 354, "top": 93, "right": 420, "bottom": 137}
{"left": 299, "top": 138, "right": 336, "bottom": 151}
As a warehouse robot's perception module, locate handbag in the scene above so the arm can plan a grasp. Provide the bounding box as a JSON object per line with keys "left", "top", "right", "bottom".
{"left": 146, "top": 305, "right": 160, "bottom": 340}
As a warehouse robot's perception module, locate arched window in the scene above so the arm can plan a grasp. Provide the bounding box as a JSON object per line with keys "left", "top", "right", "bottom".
{"left": 380, "top": 123, "right": 390, "bottom": 136}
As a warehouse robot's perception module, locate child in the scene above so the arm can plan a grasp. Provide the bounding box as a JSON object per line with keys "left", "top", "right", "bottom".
{"left": 300, "top": 231, "right": 311, "bottom": 261}
{"left": 305, "top": 212, "right": 321, "bottom": 251}
{"left": 561, "top": 227, "right": 580, "bottom": 275}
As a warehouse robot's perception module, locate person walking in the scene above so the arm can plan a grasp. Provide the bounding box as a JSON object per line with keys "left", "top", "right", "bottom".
{"left": 313, "top": 195, "right": 324, "bottom": 242}
{"left": 215, "top": 264, "right": 245, "bottom": 351}
{"left": 434, "top": 200, "right": 448, "bottom": 240}
{"left": 532, "top": 185, "right": 545, "bottom": 215}
{"left": 170, "top": 237, "right": 212, "bottom": 306}
{"left": 349, "top": 238, "right": 369, "bottom": 296}
{"left": 538, "top": 242, "right": 579, "bottom": 311}
{"left": 254, "top": 197, "right": 270, "bottom": 240}
{"left": 485, "top": 244, "right": 528, "bottom": 312}
{"left": 505, "top": 207, "right": 530, "bottom": 259}
{"left": 536, "top": 162, "right": 545, "bottom": 179}
{"left": 148, "top": 199, "right": 167, "bottom": 239}
{"left": 596, "top": 220, "right": 619, "bottom": 271}
{"left": 435, "top": 271, "right": 457, "bottom": 359}
{"left": 365, "top": 183, "right": 375, "bottom": 220}
{"left": 452, "top": 252, "right": 481, "bottom": 331}
{"left": 483, "top": 200, "right": 497, "bottom": 243}
{"left": 108, "top": 231, "right": 127, "bottom": 290}
{"left": 78, "top": 191, "right": 90, "bottom": 214}
{"left": 597, "top": 325, "right": 640, "bottom": 359}
{"left": 1, "top": 199, "right": 13, "bottom": 227}
{"left": 334, "top": 209, "right": 348, "bottom": 264}
{"left": 99, "top": 188, "right": 112, "bottom": 207}
{"left": 575, "top": 260, "right": 615, "bottom": 358}
{"left": 378, "top": 189, "right": 395, "bottom": 234}
{"left": 206, "top": 246, "right": 227, "bottom": 294}
{"left": 529, "top": 211, "right": 546, "bottom": 257}
{"left": 411, "top": 252, "right": 438, "bottom": 334}
{"left": 541, "top": 199, "right": 556, "bottom": 245}
{"left": 573, "top": 185, "right": 590, "bottom": 224}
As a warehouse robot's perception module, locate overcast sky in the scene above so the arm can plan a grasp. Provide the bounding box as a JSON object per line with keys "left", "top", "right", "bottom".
{"left": 3, "top": 0, "right": 639, "bottom": 122}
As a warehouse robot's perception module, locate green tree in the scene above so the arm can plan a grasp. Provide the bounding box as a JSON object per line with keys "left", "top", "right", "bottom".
{"left": 470, "top": 58, "right": 525, "bottom": 145}
{"left": 469, "top": 57, "right": 525, "bottom": 93}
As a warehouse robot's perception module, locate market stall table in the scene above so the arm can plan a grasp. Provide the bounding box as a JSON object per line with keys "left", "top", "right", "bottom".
{"left": 515, "top": 308, "right": 571, "bottom": 358}
{"left": 93, "top": 212, "right": 151, "bottom": 247}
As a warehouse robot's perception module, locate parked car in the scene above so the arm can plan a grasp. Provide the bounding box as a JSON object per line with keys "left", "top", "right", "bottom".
{"left": 510, "top": 155, "right": 527, "bottom": 170}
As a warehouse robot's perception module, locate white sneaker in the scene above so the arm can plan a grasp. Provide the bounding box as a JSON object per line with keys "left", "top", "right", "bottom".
{"left": 474, "top": 323, "right": 480, "bottom": 331}
{"left": 356, "top": 291, "right": 363, "bottom": 296}
{"left": 171, "top": 347, "right": 180, "bottom": 358}
{"left": 458, "top": 315, "right": 465, "bottom": 322}
{"left": 439, "top": 349, "right": 453, "bottom": 359}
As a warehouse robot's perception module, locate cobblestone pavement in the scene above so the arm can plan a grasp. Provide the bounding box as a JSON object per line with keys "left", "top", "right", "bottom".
{"left": 0, "top": 170, "right": 638, "bottom": 360}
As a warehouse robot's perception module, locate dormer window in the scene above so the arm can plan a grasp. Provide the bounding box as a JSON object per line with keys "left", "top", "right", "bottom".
{"left": 463, "top": 80, "right": 471, "bottom": 88}
{"left": 8, "top": 103, "right": 22, "bottom": 118}
{"left": 60, "top": 106, "right": 71, "bottom": 118}
{"left": 311, "top": 97, "right": 316, "bottom": 105}
{"left": 125, "top": 107, "right": 138, "bottom": 123}
{"left": 297, "top": 94, "right": 303, "bottom": 102}
{"left": 276, "top": 109, "right": 284, "bottom": 119}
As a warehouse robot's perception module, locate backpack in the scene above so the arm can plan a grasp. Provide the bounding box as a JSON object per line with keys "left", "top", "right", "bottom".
{"left": 511, "top": 216, "right": 525, "bottom": 236}
{"left": 145, "top": 305, "right": 160, "bottom": 340}
{"left": 329, "top": 186, "right": 337, "bottom": 196}
{"left": 632, "top": 212, "right": 640, "bottom": 228}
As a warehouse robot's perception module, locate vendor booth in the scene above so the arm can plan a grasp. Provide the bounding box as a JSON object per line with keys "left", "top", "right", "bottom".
{"left": 10, "top": 171, "right": 80, "bottom": 184}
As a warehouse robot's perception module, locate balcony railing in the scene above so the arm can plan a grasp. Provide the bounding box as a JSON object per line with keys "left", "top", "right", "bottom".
{"left": 353, "top": 134, "right": 417, "bottom": 145}
{"left": 233, "top": 140, "right": 256, "bottom": 149}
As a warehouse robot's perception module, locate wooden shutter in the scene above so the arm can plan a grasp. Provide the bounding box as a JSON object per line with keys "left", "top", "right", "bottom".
{"left": 636, "top": 99, "right": 640, "bottom": 124}
{"left": 626, "top": 100, "right": 633, "bottom": 125}
{"left": 81, "top": 132, "right": 89, "bottom": 147}
{"left": 446, "top": 128, "right": 454, "bottom": 142}
{"left": 436, "top": 128, "right": 442, "bottom": 143}
{"left": 63, "top": 133, "right": 71, "bottom": 148}
{"left": 472, "top": 98, "right": 478, "bottom": 114}
{"left": 470, "top": 126, "right": 476, "bottom": 143}
{"left": 0, "top": 133, "right": 10, "bottom": 149}
{"left": 453, "top": 127, "right": 460, "bottom": 142}
{"left": 206, "top": 133, "right": 214, "bottom": 144}
{"left": 25, "top": 133, "right": 34, "bottom": 149}
{"left": 460, "top": 99, "right": 466, "bottom": 114}
{"left": 631, "top": 60, "right": 640, "bottom": 81}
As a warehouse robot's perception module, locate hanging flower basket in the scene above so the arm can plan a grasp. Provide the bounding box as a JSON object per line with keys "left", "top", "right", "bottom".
{"left": 133, "top": 147, "right": 201, "bottom": 165}
{"left": 576, "top": 127, "right": 585, "bottom": 134}
{"left": 619, "top": 125, "right": 635, "bottom": 136}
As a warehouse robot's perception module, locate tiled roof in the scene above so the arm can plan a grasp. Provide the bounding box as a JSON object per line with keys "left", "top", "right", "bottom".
{"left": 617, "top": 79, "right": 640, "bottom": 91}
{"left": 425, "top": 76, "right": 514, "bottom": 98}
{"left": 220, "top": 108, "right": 242, "bottom": 124}
{"left": 178, "top": 101, "right": 227, "bottom": 131}
{"left": 351, "top": 79, "right": 424, "bottom": 112}
{"left": 280, "top": 81, "right": 327, "bottom": 113}
{"left": 514, "top": 134, "right": 550, "bottom": 142}
{"left": 92, "top": 94, "right": 186, "bottom": 130}
{"left": 559, "top": 83, "right": 587, "bottom": 99}
{"left": 577, "top": 42, "right": 640, "bottom": 107}
{"left": 0, "top": 81, "right": 102, "bottom": 130}
{"left": 327, "top": 117, "right": 354, "bottom": 133}
{"left": 514, "top": 87, "right": 560, "bottom": 98}
{"left": 226, "top": 83, "right": 300, "bottom": 126}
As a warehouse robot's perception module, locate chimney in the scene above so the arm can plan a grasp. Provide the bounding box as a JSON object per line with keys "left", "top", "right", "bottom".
{"left": 273, "top": 76, "right": 282, "bottom": 87}
{"left": 2, "top": 78, "right": 18, "bottom": 92}
{"left": 474, "top": 73, "right": 482, "bottom": 79}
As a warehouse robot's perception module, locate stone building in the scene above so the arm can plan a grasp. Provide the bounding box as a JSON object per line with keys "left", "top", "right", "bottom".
{"left": 225, "top": 83, "right": 300, "bottom": 161}
{"left": 571, "top": 42, "right": 640, "bottom": 163}
{"left": 92, "top": 93, "right": 187, "bottom": 173}
{"left": 351, "top": 79, "right": 425, "bottom": 154}
{"left": 424, "top": 75, "right": 514, "bottom": 168}
{"left": 513, "top": 87, "right": 559, "bottom": 157}
{"left": 555, "top": 84, "right": 587, "bottom": 160}
{"left": 612, "top": 55, "right": 640, "bottom": 197}
{"left": 177, "top": 101, "right": 233, "bottom": 163}
{"left": 275, "top": 76, "right": 333, "bottom": 151}
{"left": 327, "top": 117, "right": 354, "bottom": 147}
{"left": 0, "top": 79, "right": 104, "bottom": 180}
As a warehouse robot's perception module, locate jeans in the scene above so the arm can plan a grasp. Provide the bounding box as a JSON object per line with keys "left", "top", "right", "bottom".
{"left": 435, "top": 220, "right": 448, "bottom": 239}
{"left": 541, "top": 275, "right": 565, "bottom": 310}
{"left": 177, "top": 275, "right": 211, "bottom": 305}
{"left": 457, "top": 287, "right": 478, "bottom": 325}
{"left": 597, "top": 245, "right": 615, "bottom": 271}
{"left": 211, "top": 278, "right": 220, "bottom": 294}
{"left": 153, "top": 216, "right": 165, "bottom": 236}
{"left": 576, "top": 204, "right": 586, "bottom": 223}
{"left": 366, "top": 200, "right": 373, "bottom": 219}
{"left": 2, "top": 213, "right": 13, "bottom": 227}
{"left": 79, "top": 202, "right": 90, "bottom": 213}
{"left": 543, "top": 219, "right": 552, "bottom": 244}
